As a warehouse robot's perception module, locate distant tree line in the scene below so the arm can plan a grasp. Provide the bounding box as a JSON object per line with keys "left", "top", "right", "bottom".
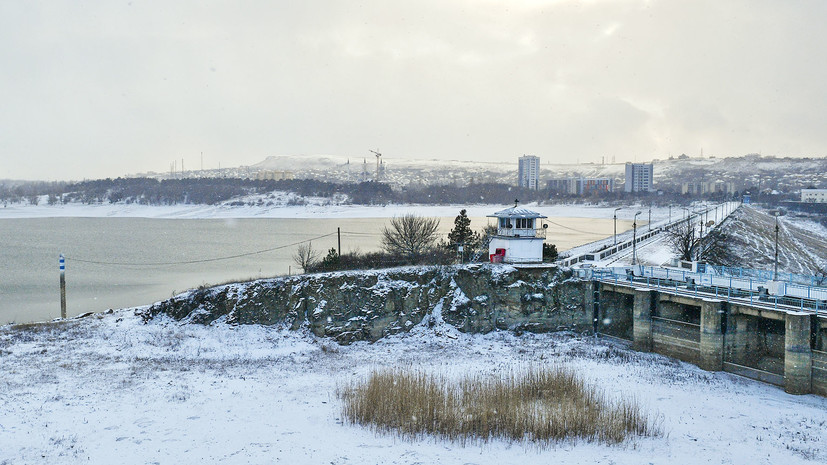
{"left": 1, "top": 177, "right": 551, "bottom": 206}
{"left": 0, "top": 177, "right": 395, "bottom": 206}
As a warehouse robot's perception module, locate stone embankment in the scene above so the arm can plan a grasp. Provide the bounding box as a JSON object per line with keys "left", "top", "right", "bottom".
{"left": 143, "top": 265, "right": 589, "bottom": 344}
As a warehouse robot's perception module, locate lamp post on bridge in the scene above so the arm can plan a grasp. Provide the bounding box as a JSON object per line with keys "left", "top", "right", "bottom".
{"left": 632, "top": 211, "right": 642, "bottom": 266}
{"left": 774, "top": 213, "right": 780, "bottom": 281}
{"left": 613, "top": 207, "right": 622, "bottom": 246}
{"left": 648, "top": 207, "right": 652, "bottom": 232}
{"left": 681, "top": 207, "right": 692, "bottom": 260}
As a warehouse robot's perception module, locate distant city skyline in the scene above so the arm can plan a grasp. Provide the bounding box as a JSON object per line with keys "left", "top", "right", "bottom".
{"left": 2, "top": 1, "right": 827, "bottom": 181}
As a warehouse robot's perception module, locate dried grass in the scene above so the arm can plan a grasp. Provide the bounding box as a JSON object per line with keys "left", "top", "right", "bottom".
{"left": 338, "top": 365, "right": 662, "bottom": 446}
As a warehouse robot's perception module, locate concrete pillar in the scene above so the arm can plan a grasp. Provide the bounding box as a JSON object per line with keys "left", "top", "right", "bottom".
{"left": 724, "top": 308, "right": 751, "bottom": 366}
{"left": 784, "top": 312, "right": 812, "bottom": 395}
{"left": 584, "top": 281, "right": 596, "bottom": 318}
{"left": 633, "top": 288, "right": 655, "bottom": 352}
{"left": 699, "top": 299, "right": 724, "bottom": 371}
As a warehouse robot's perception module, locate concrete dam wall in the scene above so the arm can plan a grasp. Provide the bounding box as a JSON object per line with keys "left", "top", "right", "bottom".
{"left": 597, "top": 281, "right": 827, "bottom": 397}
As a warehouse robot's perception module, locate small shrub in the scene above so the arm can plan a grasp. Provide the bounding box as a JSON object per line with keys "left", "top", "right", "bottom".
{"left": 338, "top": 365, "right": 661, "bottom": 446}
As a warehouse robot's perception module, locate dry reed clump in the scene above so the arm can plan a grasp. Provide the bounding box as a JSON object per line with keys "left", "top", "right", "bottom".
{"left": 338, "top": 365, "right": 662, "bottom": 446}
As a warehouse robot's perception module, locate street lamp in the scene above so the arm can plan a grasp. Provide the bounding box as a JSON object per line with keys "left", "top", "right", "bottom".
{"left": 774, "top": 213, "right": 780, "bottom": 281}
{"left": 613, "top": 207, "right": 622, "bottom": 245}
{"left": 681, "top": 207, "right": 692, "bottom": 259}
{"left": 648, "top": 207, "right": 652, "bottom": 232}
{"left": 632, "top": 211, "right": 642, "bottom": 266}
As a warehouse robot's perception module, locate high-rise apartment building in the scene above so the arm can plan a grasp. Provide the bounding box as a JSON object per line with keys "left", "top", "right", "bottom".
{"left": 624, "top": 162, "right": 654, "bottom": 192}
{"left": 518, "top": 155, "right": 540, "bottom": 190}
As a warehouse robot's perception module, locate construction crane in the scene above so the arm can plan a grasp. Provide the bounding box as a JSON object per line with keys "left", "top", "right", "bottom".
{"left": 369, "top": 149, "right": 382, "bottom": 181}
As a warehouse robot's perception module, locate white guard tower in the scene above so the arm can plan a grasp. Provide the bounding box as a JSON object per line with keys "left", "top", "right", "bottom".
{"left": 487, "top": 200, "right": 548, "bottom": 264}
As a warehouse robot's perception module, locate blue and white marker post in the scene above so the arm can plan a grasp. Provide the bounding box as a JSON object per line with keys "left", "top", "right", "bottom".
{"left": 59, "top": 253, "right": 66, "bottom": 319}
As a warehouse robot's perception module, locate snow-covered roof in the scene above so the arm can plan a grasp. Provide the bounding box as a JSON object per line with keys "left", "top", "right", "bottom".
{"left": 487, "top": 206, "right": 547, "bottom": 219}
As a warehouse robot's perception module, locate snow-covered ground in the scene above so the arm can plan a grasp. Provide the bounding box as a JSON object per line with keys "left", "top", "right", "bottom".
{"left": 0, "top": 196, "right": 671, "bottom": 221}
{"left": 704, "top": 206, "right": 827, "bottom": 275}
{"left": 2, "top": 310, "right": 826, "bottom": 464}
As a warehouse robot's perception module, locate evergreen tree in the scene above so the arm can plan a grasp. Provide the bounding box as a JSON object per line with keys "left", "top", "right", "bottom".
{"left": 542, "top": 243, "right": 559, "bottom": 262}
{"left": 320, "top": 247, "right": 341, "bottom": 270}
{"left": 447, "top": 209, "right": 480, "bottom": 251}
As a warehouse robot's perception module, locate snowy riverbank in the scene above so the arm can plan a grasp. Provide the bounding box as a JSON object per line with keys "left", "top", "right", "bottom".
{"left": 1, "top": 310, "right": 825, "bottom": 464}
{"left": 0, "top": 197, "right": 672, "bottom": 221}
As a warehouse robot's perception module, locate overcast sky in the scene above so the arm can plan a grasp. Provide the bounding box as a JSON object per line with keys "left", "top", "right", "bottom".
{"left": 2, "top": 0, "right": 826, "bottom": 180}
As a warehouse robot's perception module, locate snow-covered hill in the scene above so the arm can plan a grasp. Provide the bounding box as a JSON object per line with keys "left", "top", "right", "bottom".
{"left": 248, "top": 153, "right": 826, "bottom": 191}
{"left": 710, "top": 206, "right": 827, "bottom": 275}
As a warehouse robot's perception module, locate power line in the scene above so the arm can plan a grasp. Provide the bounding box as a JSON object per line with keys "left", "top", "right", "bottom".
{"left": 544, "top": 219, "right": 605, "bottom": 236}
{"left": 340, "top": 230, "right": 383, "bottom": 237}
{"left": 66, "top": 232, "right": 337, "bottom": 267}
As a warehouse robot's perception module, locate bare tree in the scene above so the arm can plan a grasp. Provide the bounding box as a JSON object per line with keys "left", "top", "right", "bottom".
{"left": 293, "top": 242, "right": 320, "bottom": 273}
{"left": 666, "top": 220, "right": 730, "bottom": 264}
{"left": 381, "top": 214, "right": 440, "bottom": 260}
{"left": 665, "top": 220, "right": 699, "bottom": 261}
{"left": 815, "top": 264, "right": 827, "bottom": 286}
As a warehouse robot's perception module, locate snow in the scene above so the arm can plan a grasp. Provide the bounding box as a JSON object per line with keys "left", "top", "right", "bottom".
{"left": 1, "top": 310, "right": 826, "bottom": 464}
{"left": 0, "top": 198, "right": 674, "bottom": 221}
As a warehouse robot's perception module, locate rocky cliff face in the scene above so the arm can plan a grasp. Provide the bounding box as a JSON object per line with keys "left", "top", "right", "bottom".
{"left": 142, "top": 264, "right": 589, "bottom": 344}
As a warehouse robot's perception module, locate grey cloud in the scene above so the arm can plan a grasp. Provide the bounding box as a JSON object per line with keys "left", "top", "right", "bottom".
{"left": 1, "top": 0, "right": 826, "bottom": 180}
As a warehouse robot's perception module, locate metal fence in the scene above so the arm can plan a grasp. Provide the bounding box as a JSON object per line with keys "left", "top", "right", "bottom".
{"left": 700, "top": 264, "right": 826, "bottom": 287}
{"left": 577, "top": 265, "right": 827, "bottom": 315}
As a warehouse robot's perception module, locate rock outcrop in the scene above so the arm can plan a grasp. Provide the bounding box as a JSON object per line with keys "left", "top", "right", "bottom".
{"left": 143, "top": 264, "right": 589, "bottom": 344}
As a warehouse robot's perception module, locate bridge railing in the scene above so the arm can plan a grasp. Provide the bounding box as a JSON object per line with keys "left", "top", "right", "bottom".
{"left": 703, "top": 264, "right": 825, "bottom": 287}
{"left": 579, "top": 265, "right": 827, "bottom": 315}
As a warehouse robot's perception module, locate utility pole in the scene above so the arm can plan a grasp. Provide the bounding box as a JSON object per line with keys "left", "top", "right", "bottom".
{"left": 774, "top": 214, "right": 780, "bottom": 281}
{"left": 337, "top": 227, "right": 341, "bottom": 257}
{"left": 632, "top": 211, "right": 642, "bottom": 266}
{"left": 59, "top": 254, "right": 66, "bottom": 319}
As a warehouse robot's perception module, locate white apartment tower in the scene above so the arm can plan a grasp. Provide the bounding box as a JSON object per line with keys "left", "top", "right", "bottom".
{"left": 518, "top": 155, "right": 540, "bottom": 190}
{"left": 624, "top": 162, "right": 654, "bottom": 192}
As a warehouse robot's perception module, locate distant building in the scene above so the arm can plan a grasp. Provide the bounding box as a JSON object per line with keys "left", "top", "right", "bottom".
{"left": 518, "top": 155, "right": 540, "bottom": 190}
{"left": 546, "top": 179, "right": 572, "bottom": 194}
{"left": 576, "top": 177, "right": 614, "bottom": 195}
{"left": 802, "top": 188, "right": 827, "bottom": 203}
{"left": 681, "top": 181, "right": 736, "bottom": 195}
{"left": 255, "top": 170, "right": 294, "bottom": 181}
{"left": 624, "top": 163, "right": 654, "bottom": 193}
{"left": 547, "top": 177, "right": 614, "bottom": 195}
